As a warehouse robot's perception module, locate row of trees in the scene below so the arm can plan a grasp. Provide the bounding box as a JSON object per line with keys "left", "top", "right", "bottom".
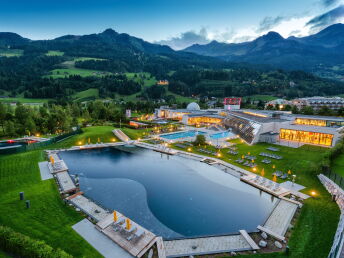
{"left": 0, "top": 101, "right": 128, "bottom": 137}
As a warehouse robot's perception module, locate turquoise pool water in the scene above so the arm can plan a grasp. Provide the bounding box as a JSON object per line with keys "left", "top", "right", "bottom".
{"left": 60, "top": 146, "right": 278, "bottom": 240}
{"left": 161, "top": 130, "right": 206, "bottom": 140}
{"left": 210, "top": 131, "right": 236, "bottom": 139}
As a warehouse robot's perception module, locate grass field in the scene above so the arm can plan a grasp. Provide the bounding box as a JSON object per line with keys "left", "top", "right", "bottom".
{"left": 74, "top": 57, "right": 106, "bottom": 62}
{"left": 125, "top": 72, "right": 157, "bottom": 87}
{"left": 0, "top": 97, "right": 51, "bottom": 104}
{"left": 243, "top": 95, "right": 278, "bottom": 102}
{"left": 171, "top": 139, "right": 340, "bottom": 258}
{"left": 45, "top": 68, "right": 112, "bottom": 79}
{"left": 72, "top": 88, "right": 99, "bottom": 102}
{"left": 45, "top": 50, "right": 64, "bottom": 56}
{"left": 0, "top": 49, "right": 23, "bottom": 57}
{"left": 332, "top": 153, "right": 344, "bottom": 177}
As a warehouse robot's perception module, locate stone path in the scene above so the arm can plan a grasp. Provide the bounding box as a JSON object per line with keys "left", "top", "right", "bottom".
{"left": 68, "top": 194, "right": 110, "bottom": 222}
{"left": 38, "top": 161, "right": 53, "bottom": 180}
{"left": 73, "top": 219, "right": 133, "bottom": 258}
{"left": 258, "top": 199, "right": 298, "bottom": 241}
{"left": 164, "top": 234, "right": 252, "bottom": 257}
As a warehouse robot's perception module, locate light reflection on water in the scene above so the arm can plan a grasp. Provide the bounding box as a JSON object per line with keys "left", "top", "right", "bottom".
{"left": 60, "top": 147, "right": 277, "bottom": 239}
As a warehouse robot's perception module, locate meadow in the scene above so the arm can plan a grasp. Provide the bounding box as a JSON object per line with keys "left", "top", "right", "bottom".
{"left": 0, "top": 49, "right": 23, "bottom": 57}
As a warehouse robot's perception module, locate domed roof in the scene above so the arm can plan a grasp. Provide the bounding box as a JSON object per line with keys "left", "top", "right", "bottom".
{"left": 186, "top": 102, "right": 201, "bottom": 111}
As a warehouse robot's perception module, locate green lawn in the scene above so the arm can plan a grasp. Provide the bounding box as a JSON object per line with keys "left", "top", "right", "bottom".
{"left": 0, "top": 97, "right": 51, "bottom": 104}
{"left": 0, "top": 49, "right": 23, "bottom": 57}
{"left": 171, "top": 139, "right": 340, "bottom": 258}
{"left": 332, "top": 153, "right": 344, "bottom": 177}
{"left": 0, "top": 126, "right": 122, "bottom": 257}
{"left": 120, "top": 127, "right": 152, "bottom": 140}
{"left": 0, "top": 151, "right": 101, "bottom": 257}
{"left": 74, "top": 57, "right": 106, "bottom": 62}
{"left": 72, "top": 88, "right": 99, "bottom": 102}
{"left": 45, "top": 68, "right": 112, "bottom": 79}
{"left": 45, "top": 50, "right": 64, "bottom": 56}
{"left": 243, "top": 95, "right": 278, "bottom": 102}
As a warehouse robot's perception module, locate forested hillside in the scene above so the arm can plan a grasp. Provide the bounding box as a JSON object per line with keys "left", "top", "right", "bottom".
{"left": 0, "top": 28, "right": 344, "bottom": 102}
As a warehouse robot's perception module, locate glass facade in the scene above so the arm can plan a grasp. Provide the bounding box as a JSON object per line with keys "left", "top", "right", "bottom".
{"left": 279, "top": 128, "right": 333, "bottom": 146}
{"left": 187, "top": 116, "right": 222, "bottom": 125}
{"left": 294, "top": 118, "right": 326, "bottom": 127}
{"left": 295, "top": 118, "right": 344, "bottom": 127}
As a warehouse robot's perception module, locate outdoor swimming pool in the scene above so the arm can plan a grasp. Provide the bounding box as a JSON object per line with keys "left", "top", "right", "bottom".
{"left": 160, "top": 130, "right": 206, "bottom": 140}
{"left": 60, "top": 147, "right": 278, "bottom": 239}
{"left": 210, "top": 131, "right": 236, "bottom": 139}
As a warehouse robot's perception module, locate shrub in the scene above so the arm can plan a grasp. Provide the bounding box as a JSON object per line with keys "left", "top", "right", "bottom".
{"left": 193, "top": 134, "right": 206, "bottom": 146}
{"left": 0, "top": 225, "right": 72, "bottom": 258}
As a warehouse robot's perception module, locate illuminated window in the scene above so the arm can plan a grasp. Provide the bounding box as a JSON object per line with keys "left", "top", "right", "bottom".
{"left": 279, "top": 128, "right": 333, "bottom": 146}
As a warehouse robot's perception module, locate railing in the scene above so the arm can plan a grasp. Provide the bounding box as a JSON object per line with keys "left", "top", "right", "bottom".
{"left": 318, "top": 174, "right": 344, "bottom": 258}
{"left": 0, "top": 128, "right": 82, "bottom": 155}
{"left": 323, "top": 168, "right": 344, "bottom": 190}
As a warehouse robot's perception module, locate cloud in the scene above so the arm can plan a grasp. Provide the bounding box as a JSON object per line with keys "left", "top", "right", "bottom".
{"left": 322, "top": 0, "right": 340, "bottom": 7}
{"left": 306, "top": 5, "right": 344, "bottom": 30}
{"left": 156, "top": 28, "right": 210, "bottom": 50}
{"left": 256, "top": 16, "right": 286, "bottom": 33}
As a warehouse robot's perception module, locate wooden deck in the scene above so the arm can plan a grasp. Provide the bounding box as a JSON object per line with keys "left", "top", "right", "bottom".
{"left": 55, "top": 171, "right": 78, "bottom": 193}
{"left": 164, "top": 234, "right": 252, "bottom": 257}
{"left": 96, "top": 213, "right": 158, "bottom": 257}
{"left": 258, "top": 199, "right": 298, "bottom": 241}
{"left": 240, "top": 175, "right": 290, "bottom": 197}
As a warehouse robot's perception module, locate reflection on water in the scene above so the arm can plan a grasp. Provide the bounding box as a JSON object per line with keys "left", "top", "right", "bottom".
{"left": 60, "top": 147, "right": 278, "bottom": 239}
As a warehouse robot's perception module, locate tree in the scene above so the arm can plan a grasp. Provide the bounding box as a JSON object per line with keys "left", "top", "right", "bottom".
{"left": 193, "top": 134, "right": 206, "bottom": 146}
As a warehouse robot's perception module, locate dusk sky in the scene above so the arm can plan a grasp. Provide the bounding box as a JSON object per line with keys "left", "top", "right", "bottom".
{"left": 1, "top": 0, "right": 343, "bottom": 49}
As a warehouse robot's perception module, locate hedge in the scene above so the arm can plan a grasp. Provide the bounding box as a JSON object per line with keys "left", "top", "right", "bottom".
{"left": 0, "top": 225, "right": 72, "bottom": 258}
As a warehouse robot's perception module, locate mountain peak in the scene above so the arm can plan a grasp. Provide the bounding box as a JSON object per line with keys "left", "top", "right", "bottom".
{"left": 262, "top": 31, "right": 284, "bottom": 41}
{"left": 101, "top": 28, "right": 118, "bottom": 36}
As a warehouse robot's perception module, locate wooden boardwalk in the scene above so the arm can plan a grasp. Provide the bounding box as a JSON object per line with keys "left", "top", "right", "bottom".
{"left": 68, "top": 194, "right": 110, "bottom": 222}
{"left": 240, "top": 175, "right": 291, "bottom": 197}
{"left": 164, "top": 234, "right": 252, "bottom": 257}
{"left": 97, "top": 213, "right": 158, "bottom": 257}
{"left": 55, "top": 171, "right": 78, "bottom": 193}
{"left": 258, "top": 199, "right": 298, "bottom": 241}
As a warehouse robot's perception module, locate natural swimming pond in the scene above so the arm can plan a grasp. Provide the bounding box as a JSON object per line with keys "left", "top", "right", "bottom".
{"left": 60, "top": 146, "right": 278, "bottom": 240}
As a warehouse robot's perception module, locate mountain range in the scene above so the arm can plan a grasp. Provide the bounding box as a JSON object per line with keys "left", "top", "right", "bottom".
{"left": 0, "top": 24, "right": 343, "bottom": 79}
{"left": 184, "top": 23, "right": 344, "bottom": 78}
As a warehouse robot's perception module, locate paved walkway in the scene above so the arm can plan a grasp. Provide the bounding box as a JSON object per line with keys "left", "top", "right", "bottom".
{"left": 68, "top": 194, "right": 110, "bottom": 222}
{"left": 164, "top": 234, "right": 252, "bottom": 257}
{"left": 73, "top": 219, "right": 133, "bottom": 258}
{"left": 259, "top": 199, "right": 298, "bottom": 241}
{"left": 113, "top": 129, "right": 131, "bottom": 142}
{"left": 38, "top": 161, "right": 53, "bottom": 180}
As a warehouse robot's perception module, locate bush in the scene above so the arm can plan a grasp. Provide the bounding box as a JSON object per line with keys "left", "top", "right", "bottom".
{"left": 0, "top": 225, "right": 72, "bottom": 258}
{"left": 193, "top": 134, "right": 206, "bottom": 146}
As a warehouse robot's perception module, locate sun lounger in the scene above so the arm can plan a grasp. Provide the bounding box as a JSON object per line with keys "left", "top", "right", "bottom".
{"left": 280, "top": 173, "right": 288, "bottom": 179}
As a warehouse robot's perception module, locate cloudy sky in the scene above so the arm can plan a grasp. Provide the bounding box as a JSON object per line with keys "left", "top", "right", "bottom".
{"left": 0, "top": 0, "right": 343, "bottom": 49}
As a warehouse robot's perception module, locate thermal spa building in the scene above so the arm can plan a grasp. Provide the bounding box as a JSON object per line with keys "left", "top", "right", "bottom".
{"left": 224, "top": 110, "right": 344, "bottom": 147}
{"left": 155, "top": 102, "right": 226, "bottom": 125}
{"left": 155, "top": 104, "right": 344, "bottom": 147}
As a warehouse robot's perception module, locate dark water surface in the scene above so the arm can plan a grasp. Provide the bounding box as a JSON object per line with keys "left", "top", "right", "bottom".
{"left": 60, "top": 146, "right": 277, "bottom": 239}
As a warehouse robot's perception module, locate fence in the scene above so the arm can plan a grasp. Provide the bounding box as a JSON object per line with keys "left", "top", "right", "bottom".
{"left": 323, "top": 168, "right": 344, "bottom": 190}
{"left": 0, "top": 129, "right": 82, "bottom": 155}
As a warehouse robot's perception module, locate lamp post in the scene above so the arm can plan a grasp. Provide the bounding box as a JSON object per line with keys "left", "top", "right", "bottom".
{"left": 292, "top": 174, "right": 296, "bottom": 186}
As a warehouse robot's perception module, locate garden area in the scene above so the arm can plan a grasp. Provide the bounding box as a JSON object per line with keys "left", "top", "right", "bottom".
{"left": 0, "top": 125, "right": 341, "bottom": 257}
